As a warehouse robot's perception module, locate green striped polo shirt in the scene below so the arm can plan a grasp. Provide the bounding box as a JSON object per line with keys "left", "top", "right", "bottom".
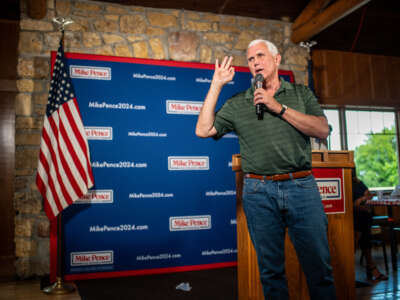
{"left": 213, "top": 78, "right": 325, "bottom": 175}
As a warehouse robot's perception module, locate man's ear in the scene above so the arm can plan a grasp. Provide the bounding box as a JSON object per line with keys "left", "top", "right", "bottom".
{"left": 275, "top": 54, "right": 281, "bottom": 66}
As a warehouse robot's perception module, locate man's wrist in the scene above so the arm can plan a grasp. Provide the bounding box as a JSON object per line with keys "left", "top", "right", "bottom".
{"left": 209, "top": 81, "right": 223, "bottom": 93}
{"left": 278, "top": 104, "right": 288, "bottom": 117}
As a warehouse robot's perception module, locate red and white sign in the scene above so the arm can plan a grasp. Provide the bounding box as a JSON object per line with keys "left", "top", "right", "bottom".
{"left": 71, "top": 250, "right": 114, "bottom": 266}
{"left": 317, "top": 178, "right": 341, "bottom": 200}
{"left": 70, "top": 65, "right": 111, "bottom": 80}
{"left": 75, "top": 190, "right": 114, "bottom": 204}
{"left": 169, "top": 215, "right": 211, "bottom": 231}
{"left": 313, "top": 168, "right": 345, "bottom": 214}
{"left": 166, "top": 100, "right": 203, "bottom": 115}
{"left": 85, "top": 127, "right": 113, "bottom": 140}
{"left": 168, "top": 156, "right": 209, "bottom": 170}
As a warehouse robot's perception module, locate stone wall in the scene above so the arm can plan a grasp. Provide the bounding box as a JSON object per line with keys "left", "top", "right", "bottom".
{"left": 16, "top": 0, "right": 309, "bottom": 278}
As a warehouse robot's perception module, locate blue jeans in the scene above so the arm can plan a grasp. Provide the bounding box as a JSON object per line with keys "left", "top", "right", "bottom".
{"left": 242, "top": 175, "right": 336, "bottom": 300}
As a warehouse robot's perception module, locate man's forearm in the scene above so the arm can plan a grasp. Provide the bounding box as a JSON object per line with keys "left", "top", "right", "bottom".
{"left": 195, "top": 83, "right": 222, "bottom": 138}
{"left": 281, "top": 107, "right": 329, "bottom": 139}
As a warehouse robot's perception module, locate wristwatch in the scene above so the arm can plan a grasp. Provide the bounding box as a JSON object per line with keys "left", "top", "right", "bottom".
{"left": 279, "top": 104, "right": 287, "bottom": 117}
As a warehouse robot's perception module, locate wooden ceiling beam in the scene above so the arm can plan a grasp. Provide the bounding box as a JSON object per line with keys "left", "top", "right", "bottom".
{"left": 291, "top": 0, "right": 371, "bottom": 44}
{"left": 292, "top": 0, "right": 331, "bottom": 30}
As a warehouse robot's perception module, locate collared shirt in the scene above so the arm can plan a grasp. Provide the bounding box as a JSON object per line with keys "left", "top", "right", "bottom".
{"left": 213, "top": 78, "right": 325, "bottom": 175}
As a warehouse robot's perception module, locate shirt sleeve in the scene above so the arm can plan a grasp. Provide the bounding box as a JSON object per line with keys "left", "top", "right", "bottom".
{"left": 301, "top": 85, "right": 326, "bottom": 117}
{"left": 213, "top": 99, "right": 235, "bottom": 140}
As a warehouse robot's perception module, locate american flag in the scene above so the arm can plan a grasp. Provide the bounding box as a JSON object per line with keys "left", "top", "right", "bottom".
{"left": 36, "top": 38, "right": 94, "bottom": 220}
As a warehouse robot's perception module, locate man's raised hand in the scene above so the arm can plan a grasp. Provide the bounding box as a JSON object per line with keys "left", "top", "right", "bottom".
{"left": 212, "top": 56, "right": 235, "bottom": 87}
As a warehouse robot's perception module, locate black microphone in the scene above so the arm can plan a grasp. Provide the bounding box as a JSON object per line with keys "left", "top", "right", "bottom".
{"left": 254, "top": 74, "right": 265, "bottom": 120}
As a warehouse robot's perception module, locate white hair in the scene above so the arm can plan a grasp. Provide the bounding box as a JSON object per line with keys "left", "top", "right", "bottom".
{"left": 247, "top": 39, "right": 279, "bottom": 56}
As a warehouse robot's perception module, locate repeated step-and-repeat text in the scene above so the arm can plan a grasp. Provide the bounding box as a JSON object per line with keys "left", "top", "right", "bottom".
{"left": 55, "top": 53, "right": 295, "bottom": 280}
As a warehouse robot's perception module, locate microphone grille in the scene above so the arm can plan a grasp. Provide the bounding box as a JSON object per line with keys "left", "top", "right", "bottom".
{"left": 255, "top": 74, "right": 264, "bottom": 82}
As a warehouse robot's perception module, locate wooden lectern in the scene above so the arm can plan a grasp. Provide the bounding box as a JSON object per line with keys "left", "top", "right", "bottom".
{"left": 232, "top": 150, "right": 355, "bottom": 300}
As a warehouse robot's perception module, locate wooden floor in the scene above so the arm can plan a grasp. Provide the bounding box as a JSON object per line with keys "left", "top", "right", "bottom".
{"left": 355, "top": 246, "right": 400, "bottom": 300}
{"left": 0, "top": 279, "right": 80, "bottom": 300}
{"left": 0, "top": 247, "right": 399, "bottom": 300}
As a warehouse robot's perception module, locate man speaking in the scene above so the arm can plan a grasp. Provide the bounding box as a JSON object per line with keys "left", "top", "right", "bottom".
{"left": 195, "top": 39, "right": 336, "bottom": 300}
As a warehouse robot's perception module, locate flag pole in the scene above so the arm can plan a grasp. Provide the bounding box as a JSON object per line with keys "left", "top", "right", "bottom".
{"left": 42, "top": 16, "right": 76, "bottom": 295}
{"left": 42, "top": 213, "right": 75, "bottom": 294}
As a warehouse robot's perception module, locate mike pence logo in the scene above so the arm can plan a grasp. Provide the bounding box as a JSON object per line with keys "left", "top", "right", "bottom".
{"left": 71, "top": 250, "right": 113, "bottom": 266}
{"left": 316, "top": 178, "right": 341, "bottom": 200}
{"left": 169, "top": 215, "right": 211, "bottom": 231}
{"left": 168, "top": 156, "right": 209, "bottom": 170}
{"left": 85, "top": 127, "right": 113, "bottom": 140}
{"left": 70, "top": 65, "right": 111, "bottom": 80}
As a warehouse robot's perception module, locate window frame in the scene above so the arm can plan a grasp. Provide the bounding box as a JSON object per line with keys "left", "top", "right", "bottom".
{"left": 321, "top": 105, "right": 400, "bottom": 179}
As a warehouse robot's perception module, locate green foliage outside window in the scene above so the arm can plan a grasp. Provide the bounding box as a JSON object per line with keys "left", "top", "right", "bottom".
{"left": 355, "top": 126, "right": 398, "bottom": 188}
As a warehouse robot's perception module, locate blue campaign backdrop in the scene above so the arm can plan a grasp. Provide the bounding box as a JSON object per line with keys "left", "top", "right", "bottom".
{"left": 56, "top": 53, "right": 294, "bottom": 280}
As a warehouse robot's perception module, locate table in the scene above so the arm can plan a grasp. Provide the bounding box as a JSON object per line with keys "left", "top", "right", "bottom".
{"left": 366, "top": 196, "right": 400, "bottom": 270}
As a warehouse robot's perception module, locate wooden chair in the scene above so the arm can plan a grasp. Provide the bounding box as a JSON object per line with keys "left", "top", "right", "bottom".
{"left": 359, "top": 225, "right": 389, "bottom": 274}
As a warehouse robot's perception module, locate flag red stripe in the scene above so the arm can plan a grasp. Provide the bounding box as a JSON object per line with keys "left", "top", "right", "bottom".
{"left": 48, "top": 109, "right": 86, "bottom": 194}
{"left": 38, "top": 144, "right": 63, "bottom": 215}
{"left": 71, "top": 98, "right": 95, "bottom": 184}
{"left": 37, "top": 148, "right": 64, "bottom": 216}
{"left": 39, "top": 140, "right": 69, "bottom": 210}
{"left": 36, "top": 174, "right": 56, "bottom": 220}
{"left": 67, "top": 99, "right": 93, "bottom": 184}
{"left": 57, "top": 109, "right": 90, "bottom": 193}
{"left": 41, "top": 120, "right": 76, "bottom": 207}
{"left": 61, "top": 101, "right": 93, "bottom": 187}
{"left": 56, "top": 147, "right": 82, "bottom": 205}
{"left": 47, "top": 116, "right": 84, "bottom": 200}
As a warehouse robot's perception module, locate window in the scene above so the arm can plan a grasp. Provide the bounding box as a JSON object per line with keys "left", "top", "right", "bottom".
{"left": 345, "top": 110, "right": 398, "bottom": 190}
{"left": 323, "top": 109, "right": 341, "bottom": 150}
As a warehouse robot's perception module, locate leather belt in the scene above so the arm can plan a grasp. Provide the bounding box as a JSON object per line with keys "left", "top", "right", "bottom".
{"left": 244, "top": 170, "right": 312, "bottom": 181}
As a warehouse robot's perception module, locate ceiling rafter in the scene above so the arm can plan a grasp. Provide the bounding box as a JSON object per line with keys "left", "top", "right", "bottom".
{"left": 291, "top": 0, "right": 371, "bottom": 44}
{"left": 292, "top": 0, "right": 331, "bottom": 31}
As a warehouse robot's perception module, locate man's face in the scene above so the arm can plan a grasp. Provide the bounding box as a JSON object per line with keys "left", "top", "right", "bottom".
{"left": 247, "top": 42, "right": 281, "bottom": 82}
